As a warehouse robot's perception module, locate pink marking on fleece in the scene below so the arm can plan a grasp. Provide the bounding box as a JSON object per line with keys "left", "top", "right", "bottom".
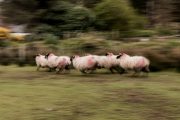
{"left": 136, "top": 58, "right": 145, "bottom": 67}
{"left": 58, "top": 58, "right": 66, "bottom": 67}
{"left": 88, "top": 58, "right": 94, "bottom": 66}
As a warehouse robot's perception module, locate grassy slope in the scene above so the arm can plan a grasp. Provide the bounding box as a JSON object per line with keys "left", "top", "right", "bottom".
{"left": 0, "top": 65, "right": 180, "bottom": 120}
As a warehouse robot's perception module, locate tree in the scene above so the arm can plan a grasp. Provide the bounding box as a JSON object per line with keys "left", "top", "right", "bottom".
{"left": 130, "top": 0, "right": 180, "bottom": 28}
{"left": 66, "top": 0, "right": 102, "bottom": 8}
{"left": 130, "top": 0, "right": 148, "bottom": 14}
{"left": 172, "top": 0, "right": 180, "bottom": 22}
{"left": 146, "top": 0, "right": 174, "bottom": 26}
{"left": 94, "top": 0, "right": 145, "bottom": 31}
{"left": 1, "top": 0, "right": 38, "bottom": 24}
{"left": 1, "top": 0, "right": 94, "bottom": 35}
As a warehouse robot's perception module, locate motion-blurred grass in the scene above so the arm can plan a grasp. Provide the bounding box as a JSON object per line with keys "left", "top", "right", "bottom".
{"left": 0, "top": 65, "right": 180, "bottom": 120}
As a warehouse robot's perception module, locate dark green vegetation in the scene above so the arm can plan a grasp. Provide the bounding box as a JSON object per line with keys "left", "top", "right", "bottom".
{"left": 0, "top": 65, "right": 180, "bottom": 120}
{"left": 1, "top": 0, "right": 179, "bottom": 38}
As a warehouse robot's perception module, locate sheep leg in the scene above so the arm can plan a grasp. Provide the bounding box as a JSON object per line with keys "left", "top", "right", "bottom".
{"left": 80, "top": 69, "right": 87, "bottom": 74}
{"left": 109, "top": 68, "right": 115, "bottom": 73}
{"left": 88, "top": 69, "right": 95, "bottom": 74}
{"left": 65, "top": 65, "right": 71, "bottom": 73}
{"left": 63, "top": 65, "right": 70, "bottom": 73}
{"left": 114, "top": 66, "right": 124, "bottom": 74}
{"left": 97, "top": 65, "right": 102, "bottom": 69}
{"left": 113, "top": 66, "right": 119, "bottom": 73}
{"left": 142, "top": 66, "right": 150, "bottom": 77}
{"left": 119, "top": 69, "right": 126, "bottom": 74}
{"left": 133, "top": 68, "right": 141, "bottom": 76}
{"left": 144, "top": 66, "right": 150, "bottom": 73}
{"left": 65, "top": 65, "right": 70, "bottom": 70}
{"left": 48, "top": 68, "right": 53, "bottom": 72}
{"left": 85, "top": 68, "right": 95, "bottom": 74}
{"left": 37, "top": 66, "right": 40, "bottom": 71}
{"left": 56, "top": 67, "right": 64, "bottom": 74}
{"left": 89, "top": 66, "right": 97, "bottom": 74}
{"left": 55, "top": 68, "right": 60, "bottom": 73}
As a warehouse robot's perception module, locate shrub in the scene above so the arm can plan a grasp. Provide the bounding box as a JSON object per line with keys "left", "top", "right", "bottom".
{"left": 64, "top": 6, "right": 95, "bottom": 31}
{"left": 80, "top": 43, "right": 99, "bottom": 52}
{"left": 25, "top": 34, "right": 38, "bottom": 41}
{"left": 126, "top": 30, "right": 157, "bottom": 37}
{"left": 155, "top": 26, "right": 177, "bottom": 36}
{"left": 43, "top": 34, "right": 59, "bottom": 45}
{"left": 94, "top": 0, "right": 146, "bottom": 31}
{"left": 0, "top": 40, "right": 11, "bottom": 47}
{"left": 25, "top": 33, "right": 59, "bottom": 44}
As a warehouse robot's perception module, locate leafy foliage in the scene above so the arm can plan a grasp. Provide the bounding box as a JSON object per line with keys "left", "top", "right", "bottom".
{"left": 43, "top": 33, "right": 59, "bottom": 45}
{"left": 1, "top": 0, "right": 94, "bottom": 36}
{"left": 94, "top": 0, "right": 146, "bottom": 31}
{"left": 1, "top": 0, "right": 38, "bottom": 24}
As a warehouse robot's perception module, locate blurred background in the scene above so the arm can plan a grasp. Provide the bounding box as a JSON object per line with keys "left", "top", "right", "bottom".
{"left": 0, "top": 0, "right": 180, "bottom": 71}
{"left": 0, "top": 1, "right": 180, "bottom": 120}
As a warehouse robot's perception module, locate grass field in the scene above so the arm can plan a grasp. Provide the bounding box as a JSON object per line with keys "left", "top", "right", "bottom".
{"left": 0, "top": 65, "right": 180, "bottom": 120}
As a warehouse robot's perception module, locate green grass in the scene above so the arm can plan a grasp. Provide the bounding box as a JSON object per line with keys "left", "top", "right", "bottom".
{"left": 0, "top": 65, "right": 180, "bottom": 120}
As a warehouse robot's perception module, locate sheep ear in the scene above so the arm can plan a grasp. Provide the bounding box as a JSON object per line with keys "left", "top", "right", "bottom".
{"left": 116, "top": 55, "right": 121, "bottom": 59}
{"left": 119, "top": 52, "right": 123, "bottom": 55}
{"left": 34, "top": 54, "right": 39, "bottom": 58}
{"left": 35, "top": 54, "right": 40, "bottom": 57}
{"left": 70, "top": 56, "right": 72, "bottom": 61}
{"left": 45, "top": 53, "right": 49, "bottom": 59}
{"left": 70, "top": 56, "right": 74, "bottom": 61}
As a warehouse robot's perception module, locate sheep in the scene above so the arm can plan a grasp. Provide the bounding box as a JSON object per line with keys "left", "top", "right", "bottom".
{"left": 92, "top": 53, "right": 123, "bottom": 73}
{"left": 116, "top": 52, "right": 150, "bottom": 75}
{"left": 70, "top": 55, "right": 97, "bottom": 73}
{"left": 105, "top": 52, "right": 122, "bottom": 73}
{"left": 45, "top": 53, "right": 71, "bottom": 73}
{"left": 55, "top": 56, "right": 71, "bottom": 73}
{"left": 35, "top": 54, "right": 49, "bottom": 71}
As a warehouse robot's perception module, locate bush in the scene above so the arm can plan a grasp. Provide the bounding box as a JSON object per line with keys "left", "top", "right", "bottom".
{"left": 43, "top": 34, "right": 59, "bottom": 45}
{"left": 29, "top": 1, "right": 95, "bottom": 37}
{"left": 80, "top": 43, "right": 99, "bottom": 52}
{"left": 25, "top": 33, "right": 59, "bottom": 44}
{"left": 126, "top": 30, "right": 157, "bottom": 37}
{"left": 94, "top": 0, "right": 146, "bottom": 31}
{"left": 155, "top": 26, "right": 177, "bottom": 36}
{"left": 25, "top": 34, "right": 38, "bottom": 41}
{"left": 64, "top": 6, "right": 95, "bottom": 31}
{"left": 0, "top": 40, "right": 11, "bottom": 47}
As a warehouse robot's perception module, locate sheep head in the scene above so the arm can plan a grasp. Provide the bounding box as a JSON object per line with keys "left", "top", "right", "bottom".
{"left": 70, "top": 56, "right": 75, "bottom": 62}
{"left": 35, "top": 54, "right": 41, "bottom": 57}
{"left": 105, "top": 52, "right": 113, "bottom": 56}
{"left": 70, "top": 55, "right": 79, "bottom": 61}
{"left": 116, "top": 53, "right": 123, "bottom": 59}
{"left": 45, "top": 53, "right": 54, "bottom": 59}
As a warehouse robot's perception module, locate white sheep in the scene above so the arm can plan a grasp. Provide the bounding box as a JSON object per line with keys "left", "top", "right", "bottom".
{"left": 105, "top": 52, "right": 125, "bottom": 73}
{"left": 45, "top": 53, "right": 71, "bottom": 73}
{"left": 70, "top": 55, "right": 97, "bottom": 73}
{"left": 116, "top": 52, "right": 150, "bottom": 75}
{"left": 35, "top": 54, "right": 49, "bottom": 71}
{"left": 92, "top": 53, "right": 122, "bottom": 73}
